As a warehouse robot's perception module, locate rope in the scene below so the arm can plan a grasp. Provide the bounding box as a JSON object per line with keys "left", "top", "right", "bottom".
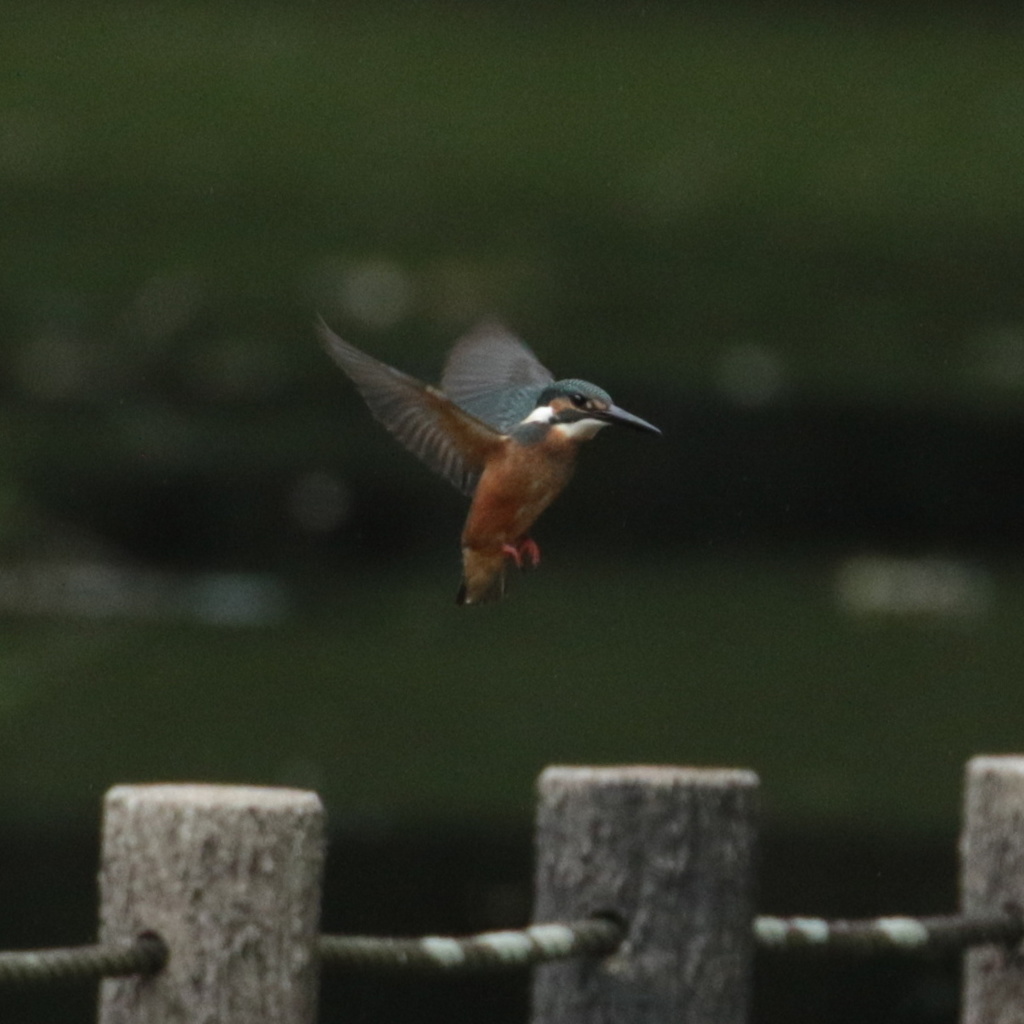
{"left": 318, "top": 912, "right": 1024, "bottom": 973}
{"left": 0, "top": 912, "right": 1020, "bottom": 987}
{"left": 0, "top": 933, "right": 167, "bottom": 986}
{"left": 755, "top": 913, "right": 1024, "bottom": 955}
{"left": 318, "top": 916, "right": 624, "bottom": 973}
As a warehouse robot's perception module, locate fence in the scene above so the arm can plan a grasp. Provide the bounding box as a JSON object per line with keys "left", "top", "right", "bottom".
{"left": 2, "top": 755, "right": 1023, "bottom": 1023}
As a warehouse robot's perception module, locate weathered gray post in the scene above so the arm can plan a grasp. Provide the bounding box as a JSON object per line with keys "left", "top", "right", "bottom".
{"left": 97, "top": 784, "right": 325, "bottom": 1024}
{"left": 532, "top": 766, "right": 759, "bottom": 1024}
{"left": 961, "top": 756, "right": 1024, "bottom": 1024}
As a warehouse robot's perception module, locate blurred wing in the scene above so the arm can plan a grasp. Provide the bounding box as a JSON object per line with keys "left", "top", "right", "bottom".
{"left": 440, "top": 322, "right": 555, "bottom": 432}
{"left": 318, "top": 320, "right": 503, "bottom": 496}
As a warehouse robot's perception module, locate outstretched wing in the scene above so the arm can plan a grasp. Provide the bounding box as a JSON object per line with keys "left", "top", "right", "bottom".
{"left": 440, "top": 321, "right": 555, "bottom": 432}
{"left": 318, "top": 320, "right": 503, "bottom": 496}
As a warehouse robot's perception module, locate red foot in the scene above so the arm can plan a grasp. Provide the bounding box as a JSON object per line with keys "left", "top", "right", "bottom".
{"left": 518, "top": 538, "right": 541, "bottom": 568}
{"left": 502, "top": 537, "right": 541, "bottom": 570}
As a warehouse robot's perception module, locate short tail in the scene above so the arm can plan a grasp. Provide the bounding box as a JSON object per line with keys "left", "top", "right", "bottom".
{"left": 456, "top": 554, "right": 507, "bottom": 606}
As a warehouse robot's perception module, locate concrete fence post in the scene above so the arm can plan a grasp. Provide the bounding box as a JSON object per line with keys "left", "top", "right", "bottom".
{"left": 960, "top": 756, "right": 1024, "bottom": 1024}
{"left": 531, "top": 765, "right": 759, "bottom": 1024}
{"left": 97, "top": 784, "right": 325, "bottom": 1024}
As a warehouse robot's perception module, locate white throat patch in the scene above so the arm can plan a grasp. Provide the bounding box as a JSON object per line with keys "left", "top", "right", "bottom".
{"left": 553, "top": 418, "right": 608, "bottom": 440}
{"left": 522, "top": 404, "right": 608, "bottom": 440}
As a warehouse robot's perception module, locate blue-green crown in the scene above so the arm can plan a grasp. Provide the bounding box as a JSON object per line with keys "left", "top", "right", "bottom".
{"left": 539, "top": 379, "right": 612, "bottom": 406}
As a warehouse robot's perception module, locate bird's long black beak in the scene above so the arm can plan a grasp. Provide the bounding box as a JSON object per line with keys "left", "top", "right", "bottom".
{"left": 600, "top": 404, "right": 662, "bottom": 435}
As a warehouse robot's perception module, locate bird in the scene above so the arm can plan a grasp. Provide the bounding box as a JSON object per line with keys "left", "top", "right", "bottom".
{"left": 318, "top": 319, "right": 661, "bottom": 605}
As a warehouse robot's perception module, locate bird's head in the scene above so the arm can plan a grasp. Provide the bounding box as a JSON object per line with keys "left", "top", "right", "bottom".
{"left": 522, "top": 379, "right": 661, "bottom": 440}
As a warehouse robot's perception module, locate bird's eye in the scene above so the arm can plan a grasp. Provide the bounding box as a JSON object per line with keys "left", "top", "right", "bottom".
{"left": 570, "top": 392, "right": 588, "bottom": 407}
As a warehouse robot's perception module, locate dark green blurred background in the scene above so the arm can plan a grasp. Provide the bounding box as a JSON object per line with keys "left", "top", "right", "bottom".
{"left": 3, "top": 2, "right": 1024, "bottom": 1020}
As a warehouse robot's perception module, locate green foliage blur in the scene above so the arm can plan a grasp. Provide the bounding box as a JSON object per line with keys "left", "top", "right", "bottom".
{"left": 2, "top": 1, "right": 1024, "bottom": 836}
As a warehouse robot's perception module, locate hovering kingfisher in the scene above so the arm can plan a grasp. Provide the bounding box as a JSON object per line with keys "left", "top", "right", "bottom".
{"left": 318, "top": 319, "right": 661, "bottom": 605}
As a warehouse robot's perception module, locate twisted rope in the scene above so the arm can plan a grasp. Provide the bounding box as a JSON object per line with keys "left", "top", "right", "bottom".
{"left": 0, "top": 912, "right": 1019, "bottom": 987}
{"left": 318, "top": 916, "right": 623, "bottom": 972}
{"left": 317, "top": 911, "right": 1024, "bottom": 972}
{"left": 0, "top": 933, "right": 167, "bottom": 986}
{"left": 755, "top": 913, "right": 1024, "bottom": 955}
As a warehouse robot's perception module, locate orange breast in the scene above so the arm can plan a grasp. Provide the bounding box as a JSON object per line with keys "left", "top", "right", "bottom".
{"left": 461, "top": 437, "right": 578, "bottom": 552}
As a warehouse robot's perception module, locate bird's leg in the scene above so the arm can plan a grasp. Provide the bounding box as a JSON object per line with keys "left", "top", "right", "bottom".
{"left": 502, "top": 536, "right": 541, "bottom": 570}
{"left": 500, "top": 543, "right": 522, "bottom": 568}
{"left": 517, "top": 536, "right": 541, "bottom": 568}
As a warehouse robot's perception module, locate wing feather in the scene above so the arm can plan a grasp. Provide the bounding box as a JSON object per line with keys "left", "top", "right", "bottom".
{"left": 318, "top": 320, "right": 503, "bottom": 496}
{"left": 440, "top": 322, "right": 554, "bottom": 432}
